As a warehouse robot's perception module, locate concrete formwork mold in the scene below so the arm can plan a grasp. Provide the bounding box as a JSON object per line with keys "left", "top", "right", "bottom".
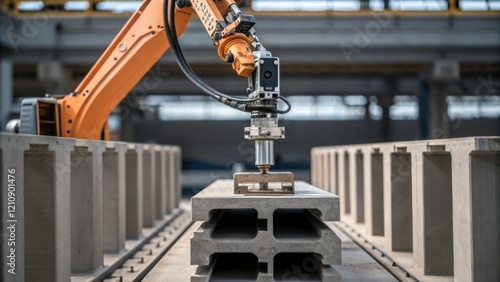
{"left": 191, "top": 180, "right": 341, "bottom": 282}
{"left": 311, "top": 136, "right": 500, "bottom": 282}
{"left": 0, "top": 133, "right": 182, "bottom": 282}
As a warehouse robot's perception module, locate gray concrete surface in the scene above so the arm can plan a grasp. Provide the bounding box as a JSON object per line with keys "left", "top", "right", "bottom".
{"left": 155, "top": 147, "right": 166, "bottom": 220}
{"left": 312, "top": 136, "right": 500, "bottom": 281}
{"left": 389, "top": 152, "right": 412, "bottom": 252}
{"left": 367, "top": 152, "right": 384, "bottom": 236}
{"left": 191, "top": 180, "right": 341, "bottom": 281}
{"left": 192, "top": 180, "right": 340, "bottom": 223}
{"left": 422, "top": 152, "right": 453, "bottom": 275}
{"left": 1, "top": 134, "right": 75, "bottom": 281}
{"left": 102, "top": 143, "right": 127, "bottom": 254}
{"left": 125, "top": 145, "right": 143, "bottom": 239}
{"left": 143, "top": 145, "right": 156, "bottom": 228}
{"left": 191, "top": 208, "right": 341, "bottom": 265}
{"left": 70, "top": 142, "right": 106, "bottom": 274}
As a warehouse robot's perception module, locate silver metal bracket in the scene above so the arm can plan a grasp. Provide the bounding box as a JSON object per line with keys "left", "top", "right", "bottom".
{"left": 233, "top": 172, "right": 294, "bottom": 195}
{"left": 244, "top": 126, "right": 285, "bottom": 140}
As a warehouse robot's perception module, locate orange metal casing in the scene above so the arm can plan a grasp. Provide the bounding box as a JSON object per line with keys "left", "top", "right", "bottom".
{"left": 58, "top": 0, "right": 193, "bottom": 140}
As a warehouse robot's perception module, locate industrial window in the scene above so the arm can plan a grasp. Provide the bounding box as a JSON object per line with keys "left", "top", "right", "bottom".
{"left": 149, "top": 95, "right": 368, "bottom": 121}
{"left": 95, "top": 1, "right": 141, "bottom": 12}
{"left": 17, "top": 1, "right": 43, "bottom": 11}
{"left": 252, "top": 0, "right": 362, "bottom": 11}
{"left": 252, "top": 0, "right": 500, "bottom": 11}
{"left": 64, "top": 1, "right": 90, "bottom": 11}
{"left": 149, "top": 95, "right": 446, "bottom": 121}
{"left": 390, "top": 96, "right": 419, "bottom": 120}
{"left": 252, "top": 0, "right": 450, "bottom": 11}
{"left": 459, "top": 0, "right": 500, "bottom": 10}
{"left": 16, "top": 0, "right": 500, "bottom": 12}
{"left": 109, "top": 94, "right": 500, "bottom": 125}
{"left": 447, "top": 96, "right": 500, "bottom": 119}
{"left": 386, "top": 0, "right": 448, "bottom": 11}
{"left": 368, "top": 96, "right": 419, "bottom": 121}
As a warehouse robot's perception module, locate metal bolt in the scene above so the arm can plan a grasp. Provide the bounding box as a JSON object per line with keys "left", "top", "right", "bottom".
{"left": 244, "top": 130, "right": 250, "bottom": 135}
{"left": 259, "top": 130, "right": 271, "bottom": 136}
{"left": 259, "top": 59, "right": 264, "bottom": 64}
{"left": 274, "top": 60, "right": 279, "bottom": 65}
{"left": 119, "top": 43, "right": 127, "bottom": 52}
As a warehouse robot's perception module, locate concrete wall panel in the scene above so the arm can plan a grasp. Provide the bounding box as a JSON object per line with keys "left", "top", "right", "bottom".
{"left": 311, "top": 137, "right": 500, "bottom": 281}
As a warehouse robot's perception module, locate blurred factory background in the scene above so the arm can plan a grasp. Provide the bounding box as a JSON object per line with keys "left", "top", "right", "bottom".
{"left": 1, "top": 0, "right": 499, "bottom": 194}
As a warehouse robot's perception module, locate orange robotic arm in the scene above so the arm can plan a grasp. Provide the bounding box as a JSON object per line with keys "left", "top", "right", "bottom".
{"left": 10, "top": 0, "right": 292, "bottom": 186}
{"left": 51, "top": 0, "right": 256, "bottom": 140}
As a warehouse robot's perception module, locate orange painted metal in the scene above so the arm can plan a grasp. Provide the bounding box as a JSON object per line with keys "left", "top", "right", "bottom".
{"left": 58, "top": 0, "right": 193, "bottom": 139}
{"left": 217, "top": 34, "right": 255, "bottom": 77}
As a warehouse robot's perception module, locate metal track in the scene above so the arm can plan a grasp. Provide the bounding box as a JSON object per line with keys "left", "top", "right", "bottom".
{"left": 100, "top": 211, "right": 193, "bottom": 282}
{"left": 333, "top": 222, "right": 416, "bottom": 282}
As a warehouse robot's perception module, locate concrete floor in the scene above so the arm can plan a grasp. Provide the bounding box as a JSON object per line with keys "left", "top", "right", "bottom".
{"left": 144, "top": 221, "right": 398, "bottom": 281}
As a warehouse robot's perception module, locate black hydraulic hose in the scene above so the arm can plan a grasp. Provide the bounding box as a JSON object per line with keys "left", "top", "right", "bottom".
{"left": 163, "top": 0, "right": 291, "bottom": 114}
{"left": 275, "top": 96, "right": 291, "bottom": 114}
{"left": 163, "top": 0, "right": 257, "bottom": 107}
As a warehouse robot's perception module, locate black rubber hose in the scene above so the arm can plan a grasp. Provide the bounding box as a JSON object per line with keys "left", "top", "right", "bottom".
{"left": 275, "top": 96, "right": 292, "bottom": 114}
{"left": 163, "top": 0, "right": 257, "bottom": 106}
{"left": 163, "top": 0, "right": 291, "bottom": 114}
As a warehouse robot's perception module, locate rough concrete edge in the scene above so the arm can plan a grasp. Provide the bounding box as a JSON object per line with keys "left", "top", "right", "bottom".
{"left": 191, "top": 181, "right": 340, "bottom": 222}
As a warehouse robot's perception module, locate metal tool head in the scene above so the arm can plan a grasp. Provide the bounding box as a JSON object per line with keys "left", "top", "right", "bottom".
{"left": 233, "top": 171, "right": 294, "bottom": 195}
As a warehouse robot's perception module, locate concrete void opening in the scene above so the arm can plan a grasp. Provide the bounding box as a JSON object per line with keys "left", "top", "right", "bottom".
{"left": 355, "top": 151, "right": 365, "bottom": 223}
{"left": 210, "top": 253, "right": 264, "bottom": 280}
{"left": 273, "top": 209, "right": 325, "bottom": 240}
{"left": 334, "top": 152, "right": 339, "bottom": 195}
{"left": 370, "top": 151, "right": 384, "bottom": 236}
{"left": 470, "top": 152, "right": 500, "bottom": 281}
{"left": 344, "top": 151, "right": 351, "bottom": 214}
{"left": 210, "top": 209, "right": 266, "bottom": 240}
{"left": 390, "top": 151, "right": 413, "bottom": 252}
{"left": 423, "top": 151, "right": 453, "bottom": 275}
{"left": 325, "top": 153, "right": 331, "bottom": 193}
{"left": 24, "top": 145, "right": 57, "bottom": 281}
{"left": 274, "top": 253, "right": 323, "bottom": 281}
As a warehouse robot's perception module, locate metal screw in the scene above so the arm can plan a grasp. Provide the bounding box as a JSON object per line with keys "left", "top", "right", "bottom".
{"left": 259, "top": 130, "right": 271, "bottom": 136}
{"left": 259, "top": 59, "right": 264, "bottom": 64}
{"left": 119, "top": 43, "right": 127, "bottom": 52}
{"left": 274, "top": 60, "right": 279, "bottom": 65}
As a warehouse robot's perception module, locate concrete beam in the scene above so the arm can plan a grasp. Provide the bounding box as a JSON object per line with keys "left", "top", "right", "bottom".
{"left": 191, "top": 180, "right": 341, "bottom": 281}
{"left": 311, "top": 137, "right": 500, "bottom": 281}
{"left": 0, "top": 133, "right": 184, "bottom": 281}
